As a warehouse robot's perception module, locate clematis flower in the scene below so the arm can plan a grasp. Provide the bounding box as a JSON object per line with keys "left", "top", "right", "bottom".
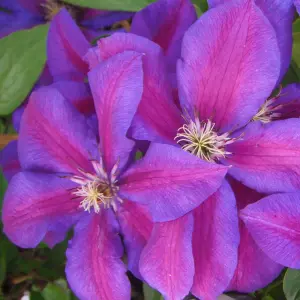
{"left": 0, "top": 0, "right": 133, "bottom": 40}
{"left": 87, "top": 0, "right": 299, "bottom": 298}
{"left": 131, "top": 0, "right": 197, "bottom": 76}
{"left": 2, "top": 50, "right": 227, "bottom": 299}
{"left": 239, "top": 189, "right": 300, "bottom": 270}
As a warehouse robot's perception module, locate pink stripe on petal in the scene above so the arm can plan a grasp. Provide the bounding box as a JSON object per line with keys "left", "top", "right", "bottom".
{"left": 119, "top": 143, "right": 228, "bottom": 222}
{"left": 131, "top": 0, "right": 197, "bottom": 73}
{"left": 88, "top": 51, "right": 143, "bottom": 173}
{"left": 140, "top": 213, "right": 194, "bottom": 300}
{"left": 241, "top": 192, "right": 300, "bottom": 269}
{"left": 192, "top": 180, "right": 239, "bottom": 299}
{"left": 117, "top": 200, "right": 153, "bottom": 279}
{"left": 227, "top": 119, "right": 300, "bottom": 193}
{"left": 208, "top": 0, "right": 294, "bottom": 83}
{"left": 2, "top": 172, "right": 81, "bottom": 248}
{"left": 87, "top": 33, "right": 182, "bottom": 144}
{"left": 272, "top": 84, "right": 300, "bottom": 119}
{"left": 228, "top": 178, "right": 283, "bottom": 292}
{"left": 19, "top": 87, "right": 97, "bottom": 174}
{"left": 178, "top": 0, "right": 280, "bottom": 133}
{"left": 228, "top": 220, "right": 283, "bottom": 292}
{"left": 48, "top": 9, "right": 89, "bottom": 81}
{"left": 66, "top": 211, "right": 130, "bottom": 300}
{"left": 0, "top": 140, "right": 21, "bottom": 182}
{"left": 51, "top": 81, "right": 94, "bottom": 115}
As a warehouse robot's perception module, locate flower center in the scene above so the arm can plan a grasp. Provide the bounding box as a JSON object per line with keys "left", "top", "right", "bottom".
{"left": 252, "top": 98, "right": 282, "bottom": 123}
{"left": 175, "top": 118, "right": 236, "bottom": 162}
{"left": 253, "top": 86, "right": 284, "bottom": 123}
{"left": 41, "top": 0, "right": 79, "bottom": 21}
{"left": 68, "top": 159, "right": 122, "bottom": 213}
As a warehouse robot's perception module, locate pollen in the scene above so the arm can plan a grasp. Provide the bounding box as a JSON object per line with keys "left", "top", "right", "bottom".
{"left": 253, "top": 86, "right": 284, "bottom": 123}
{"left": 41, "top": 0, "right": 78, "bottom": 21}
{"left": 68, "top": 159, "right": 122, "bottom": 213}
{"left": 175, "top": 118, "right": 236, "bottom": 162}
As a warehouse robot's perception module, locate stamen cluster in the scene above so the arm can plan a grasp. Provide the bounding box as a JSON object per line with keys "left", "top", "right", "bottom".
{"left": 69, "top": 159, "right": 122, "bottom": 213}
{"left": 175, "top": 118, "right": 235, "bottom": 162}
{"left": 41, "top": 0, "right": 78, "bottom": 21}
{"left": 253, "top": 87, "right": 285, "bottom": 123}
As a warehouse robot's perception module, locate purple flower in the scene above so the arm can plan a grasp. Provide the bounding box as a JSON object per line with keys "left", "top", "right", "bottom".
{"left": 131, "top": 0, "right": 197, "bottom": 75}
{"left": 87, "top": 0, "right": 298, "bottom": 298}
{"left": 2, "top": 49, "right": 227, "bottom": 299}
{"left": 240, "top": 190, "right": 300, "bottom": 270}
{"left": 0, "top": 0, "right": 133, "bottom": 40}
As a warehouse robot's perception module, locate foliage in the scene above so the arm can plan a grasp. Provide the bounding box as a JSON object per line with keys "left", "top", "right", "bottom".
{"left": 0, "top": 25, "right": 48, "bottom": 116}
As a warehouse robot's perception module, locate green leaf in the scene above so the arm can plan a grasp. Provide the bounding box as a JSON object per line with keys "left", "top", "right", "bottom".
{"left": 0, "top": 251, "right": 6, "bottom": 285}
{"left": 194, "top": 4, "right": 203, "bottom": 17}
{"left": 30, "top": 291, "right": 45, "bottom": 300}
{"left": 0, "top": 170, "right": 7, "bottom": 210}
{"left": 262, "top": 296, "right": 275, "bottom": 300}
{"left": 293, "top": 32, "right": 300, "bottom": 69}
{"left": 42, "top": 281, "right": 70, "bottom": 300}
{"left": 0, "top": 24, "right": 48, "bottom": 116}
{"left": 192, "top": 0, "right": 208, "bottom": 12}
{"left": 135, "top": 150, "right": 143, "bottom": 160}
{"left": 283, "top": 269, "right": 300, "bottom": 300}
{"left": 293, "top": 19, "right": 300, "bottom": 33}
{"left": 282, "top": 60, "right": 300, "bottom": 86}
{"left": 143, "top": 283, "right": 163, "bottom": 300}
{"left": 64, "top": 0, "right": 149, "bottom": 11}
{"left": 0, "top": 120, "right": 4, "bottom": 134}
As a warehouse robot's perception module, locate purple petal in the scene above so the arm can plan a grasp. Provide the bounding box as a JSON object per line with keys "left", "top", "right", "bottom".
{"left": 272, "top": 84, "right": 300, "bottom": 119}
{"left": 12, "top": 104, "right": 26, "bottom": 132}
{"left": 2, "top": 172, "right": 81, "bottom": 248}
{"left": 116, "top": 200, "right": 153, "bottom": 279}
{"left": 226, "top": 119, "right": 300, "bottom": 193}
{"left": 0, "top": 11, "right": 42, "bottom": 38}
{"left": 228, "top": 178, "right": 283, "bottom": 292}
{"left": 255, "top": 0, "right": 294, "bottom": 83}
{"left": 81, "top": 10, "right": 134, "bottom": 29}
{"left": 12, "top": 65, "right": 52, "bottom": 133}
{"left": 50, "top": 81, "right": 94, "bottom": 115}
{"left": 208, "top": 0, "right": 294, "bottom": 82}
{"left": 88, "top": 51, "right": 143, "bottom": 173}
{"left": 119, "top": 143, "right": 228, "bottom": 222}
{"left": 88, "top": 33, "right": 183, "bottom": 144}
{"left": 36, "top": 64, "right": 53, "bottom": 86}
{"left": 241, "top": 192, "right": 300, "bottom": 268}
{"left": 66, "top": 210, "right": 131, "bottom": 300}
{"left": 0, "top": 141, "right": 21, "bottom": 182}
{"left": 16, "top": 0, "right": 44, "bottom": 15}
{"left": 19, "top": 87, "right": 97, "bottom": 174}
{"left": 140, "top": 213, "right": 194, "bottom": 300}
{"left": 178, "top": 0, "right": 280, "bottom": 133}
{"left": 48, "top": 9, "right": 89, "bottom": 81}
{"left": 131, "top": 0, "right": 197, "bottom": 73}
{"left": 295, "top": 0, "right": 300, "bottom": 13}
{"left": 228, "top": 222, "right": 283, "bottom": 292}
{"left": 43, "top": 228, "right": 69, "bottom": 248}
{"left": 192, "top": 180, "right": 239, "bottom": 299}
